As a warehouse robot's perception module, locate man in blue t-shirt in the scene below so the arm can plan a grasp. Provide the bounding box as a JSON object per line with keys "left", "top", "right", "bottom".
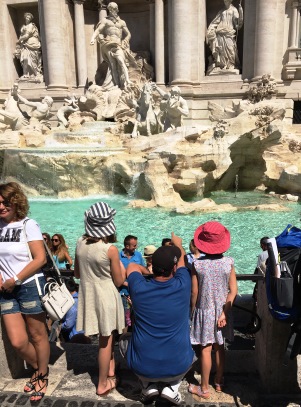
{"left": 125, "top": 233, "right": 194, "bottom": 405}
{"left": 119, "top": 235, "right": 146, "bottom": 330}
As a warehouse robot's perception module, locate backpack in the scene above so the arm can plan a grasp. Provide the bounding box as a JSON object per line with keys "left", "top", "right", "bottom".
{"left": 265, "top": 247, "right": 301, "bottom": 322}
{"left": 265, "top": 225, "right": 301, "bottom": 359}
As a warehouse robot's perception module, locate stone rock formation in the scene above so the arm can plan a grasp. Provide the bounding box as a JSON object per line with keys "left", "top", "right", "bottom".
{"left": 1, "top": 97, "right": 299, "bottom": 213}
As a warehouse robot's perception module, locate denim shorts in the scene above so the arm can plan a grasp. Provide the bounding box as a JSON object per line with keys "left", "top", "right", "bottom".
{"left": 0, "top": 275, "right": 46, "bottom": 315}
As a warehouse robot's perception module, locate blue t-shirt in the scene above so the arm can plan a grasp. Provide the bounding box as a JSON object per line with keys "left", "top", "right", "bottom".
{"left": 119, "top": 250, "right": 145, "bottom": 296}
{"left": 119, "top": 249, "right": 145, "bottom": 268}
{"left": 126, "top": 267, "right": 194, "bottom": 378}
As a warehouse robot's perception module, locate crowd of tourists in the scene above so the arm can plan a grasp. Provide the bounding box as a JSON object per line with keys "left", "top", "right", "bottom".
{"left": 0, "top": 181, "right": 238, "bottom": 404}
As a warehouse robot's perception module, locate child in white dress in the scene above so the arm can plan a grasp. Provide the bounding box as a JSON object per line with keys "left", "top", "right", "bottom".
{"left": 188, "top": 221, "right": 237, "bottom": 400}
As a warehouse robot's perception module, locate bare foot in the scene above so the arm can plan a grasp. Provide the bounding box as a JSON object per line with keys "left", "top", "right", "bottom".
{"left": 96, "top": 377, "right": 116, "bottom": 396}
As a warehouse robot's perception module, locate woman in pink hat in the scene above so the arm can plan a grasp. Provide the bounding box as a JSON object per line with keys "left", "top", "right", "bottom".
{"left": 188, "top": 221, "right": 237, "bottom": 399}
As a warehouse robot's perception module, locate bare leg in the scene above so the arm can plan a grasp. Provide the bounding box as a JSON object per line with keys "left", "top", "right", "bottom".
{"left": 2, "top": 313, "right": 38, "bottom": 368}
{"left": 109, "top": 332, "right": 116, "bottom": 377}
{"left": 213, "top": 343, "right": 225, "bottom": 384}
{"left": 200, "top": 344, "right": 212, "bottom": 391}
{"left": 25, "top": 313, "right": 50, "bottom": 401}
{"left": 97, "top": 334, "right": 116, "bottom": 395}
{"left": 26, "top": 313, "right": 50, "bottom": 376}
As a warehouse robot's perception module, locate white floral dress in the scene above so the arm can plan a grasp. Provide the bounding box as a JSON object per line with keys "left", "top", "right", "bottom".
{"left": 190, "top": 256, "right": 234, "bottom": 346}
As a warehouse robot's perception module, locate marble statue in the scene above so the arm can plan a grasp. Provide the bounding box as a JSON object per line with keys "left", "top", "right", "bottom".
{"left": 57, "top": 95, "right": 79, "bottom": 128}
{"left": 131, "top": 82, "right": 160, "bottom": 137}
{"left": 206, "top": 0, "right": 243, "bottom": 75}
{"left": 0, "top": 83, "right": 28, "bottom": 130}
{"left": 90, "top": 1, "right": 134, "bottom": 90}
{"left": 153, "top": 85, "right": 189, "bottom": 131}
{"left": 213, "top": 119, "right": 229, "bottom": 138}
{"left": 245, "top": 74, "right": 278, "bottom": 103}
{"left": 14, "top": 12, "right": 43, "bottom": 82}
{"left": 17, "top": 94, "right": 53, "bottom": 123}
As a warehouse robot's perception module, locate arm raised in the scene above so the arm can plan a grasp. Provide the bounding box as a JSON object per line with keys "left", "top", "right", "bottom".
{"left": 108, "top": 245, "right": 126, "bottom": 287}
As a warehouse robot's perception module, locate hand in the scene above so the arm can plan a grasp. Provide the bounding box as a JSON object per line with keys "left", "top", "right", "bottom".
{"left": 217, "top": 311, "right": 227, "bottom": 328}
{"left": 1, "top": 278, "right": 15, "bottom": 293}
{"left": 171, "top": 232, "right": 182, "bottom": 248}
{"left": 122, "top": 39, "right": 129, "bottom": 48}
{"left": 90, "top": 39, "right": 95, "bottom": 45}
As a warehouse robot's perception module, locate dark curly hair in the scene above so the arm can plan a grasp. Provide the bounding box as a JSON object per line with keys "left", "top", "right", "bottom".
{"left": 0, "top": 182, "right": 29, "bottom": 220}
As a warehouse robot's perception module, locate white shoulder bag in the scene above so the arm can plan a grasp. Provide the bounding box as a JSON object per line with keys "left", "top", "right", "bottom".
{"left": 23, "top": 221, "right": 75, "bottom": 321}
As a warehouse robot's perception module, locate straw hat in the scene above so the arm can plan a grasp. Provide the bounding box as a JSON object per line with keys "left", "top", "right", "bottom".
{"left": 143, "top": 245, "right": 157, "bottom": 257}
{"left": 194, "top": 221, "right": 230, "bottom": 254}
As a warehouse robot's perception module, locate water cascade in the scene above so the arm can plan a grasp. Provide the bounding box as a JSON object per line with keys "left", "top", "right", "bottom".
{"left": 235, "top": 174, "right": 239, "bottom": 198}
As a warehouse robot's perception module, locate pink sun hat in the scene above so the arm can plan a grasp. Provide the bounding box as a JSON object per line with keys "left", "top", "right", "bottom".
{"left": 194, "top": 221, "right": 231, "bottom": 255}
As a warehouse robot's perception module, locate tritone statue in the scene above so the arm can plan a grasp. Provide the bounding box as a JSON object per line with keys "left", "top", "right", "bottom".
{"left": 131, "top": 82, "right": 161, "bottom": 138}
{"left": 153, "top": 85, "right": 189, "bottom": 132}
{"left": 206, "top": 0, "right": 243, "bottom": 75}
{"left": 14, "top": 12, "right": 43, "bottom": 82}
{"left": 90, "top": 2, "right": 134, "bottom": 90}
{"left": 17, "top": 94, "right": 53, "bottom": 124}
{"left": 0, "top": 84, "right": 28, "bottom": 130}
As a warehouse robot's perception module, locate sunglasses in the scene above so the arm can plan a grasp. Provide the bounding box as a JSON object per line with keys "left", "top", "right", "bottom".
{"left": 51, "top": 238, "right": 60, "bottom": 242}
{"left": 0, "top": 200, "right": 11, "bottom": 208}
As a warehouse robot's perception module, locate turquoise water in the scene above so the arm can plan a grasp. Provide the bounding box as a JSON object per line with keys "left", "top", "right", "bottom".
{"left": 29, "top": 192, "right": 301, "bottom": 295}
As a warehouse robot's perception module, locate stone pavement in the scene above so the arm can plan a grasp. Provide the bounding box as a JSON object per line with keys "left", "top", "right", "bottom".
{"left": 1, "top": 340, "right": 301, "bottom": 407}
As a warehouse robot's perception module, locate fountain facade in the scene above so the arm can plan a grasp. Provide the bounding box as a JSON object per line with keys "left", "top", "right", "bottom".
{"left": 0, "top": 2, "right": 301, "bottom": 396}
{"left": 0, "top": 0, "right": 300, "bottom": 212}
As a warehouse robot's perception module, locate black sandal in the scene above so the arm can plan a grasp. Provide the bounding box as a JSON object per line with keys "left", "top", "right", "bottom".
{"left": 29, "top": 368, "right": 49, "bottom": 403}
{"left": 24, "top": 368, "right": 38, "bottom": 393}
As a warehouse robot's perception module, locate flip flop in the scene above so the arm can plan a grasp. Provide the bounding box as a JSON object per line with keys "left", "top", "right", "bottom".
{"left": 188, "top": 384, "right": 210, "bottom": 399}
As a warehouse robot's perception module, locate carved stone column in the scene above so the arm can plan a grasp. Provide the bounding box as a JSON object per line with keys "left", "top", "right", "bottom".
{"left": 0, "top": 2, "right": 11, "bottom": 88}
{"left": 289, "top": 1, "right": 301, "bottom": 48}
{"left": 253, "top": 0, "right": 278, "bottom": 80}
{"left": 242, "top": 0, "right": 256, "bottom": 80}
{"left": 169, "top": 0, "right": 194, "bottom": 85}
{"left": 155, "top": 0, "right": 165, "bottom": 85}
{"left": 149, "top": 2, "right": 155, "bottom": 70}
{"left": 283, "top": 0, "right": 301, "bottom": 80}
{"left": 97, "top": 0, "right": 107, "bottom": 64}
{"left": 40, "top": 0, "right": 68, "bottom": 89}
{"left": 73, "top": 0, "right": 88, "bottom": 87}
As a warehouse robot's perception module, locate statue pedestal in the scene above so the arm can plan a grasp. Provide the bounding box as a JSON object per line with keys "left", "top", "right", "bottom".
{"left": 207, "top": 67, "right": 240, "bottom": 76}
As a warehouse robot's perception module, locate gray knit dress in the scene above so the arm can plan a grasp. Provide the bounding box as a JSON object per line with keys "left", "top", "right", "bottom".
{"left": 76, "top": 237, "right": 125, "bottom": 336}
